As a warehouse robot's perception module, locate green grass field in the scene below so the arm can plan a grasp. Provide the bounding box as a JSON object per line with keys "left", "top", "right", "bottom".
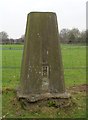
{"left": 1, "top": 44, "right": 87, "bottom": 118}
{"left": 2, "top": 44, "right": 86, "bottom": 88}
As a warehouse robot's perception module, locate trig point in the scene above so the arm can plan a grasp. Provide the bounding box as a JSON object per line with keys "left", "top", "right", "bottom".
{"left": 17, "top": 12, "right": 69, "bottom": 102}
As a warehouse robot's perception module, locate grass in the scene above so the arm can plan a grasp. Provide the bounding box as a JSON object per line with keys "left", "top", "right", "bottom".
{"left": 1, "top": 44, "right": 87, "bottom": 118}
{"left": 2, "top": 88, "right": 86, "bottom": 118}
{"left": 2, "top": 44, "right": 86, "bottom": 88}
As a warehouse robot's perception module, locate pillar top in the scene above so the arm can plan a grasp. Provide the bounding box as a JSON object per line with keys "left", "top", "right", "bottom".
{"left": 28, "top": 11, "right": 56, "bottom": 16}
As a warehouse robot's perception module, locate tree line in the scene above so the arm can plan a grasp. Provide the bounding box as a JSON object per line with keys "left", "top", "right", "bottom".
{"left": 60, "top": 28, "right": 86, "bottom": 44}
{"left": 0, "top": 32, "right": 24, "bottom": 44}
{"left": 0, "top": 28, "right": 86, "bottom": 44}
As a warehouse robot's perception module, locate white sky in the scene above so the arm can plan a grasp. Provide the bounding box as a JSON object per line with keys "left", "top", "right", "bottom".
{"left": 0, "top": 0, "right": 87, "bottom": 39}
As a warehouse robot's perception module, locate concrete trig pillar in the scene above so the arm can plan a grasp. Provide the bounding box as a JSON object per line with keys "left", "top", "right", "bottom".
{"left": 17, "top": 12, "right": 69, "bottom": 102}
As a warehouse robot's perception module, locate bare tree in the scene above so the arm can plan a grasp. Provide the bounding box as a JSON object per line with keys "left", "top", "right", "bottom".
{"left": 60, "top": 29, "right": 69, "bottom": 43}
{"left": 0, "top": 31, "right": 9, "bottom": 44}
{"left": 60, "top": 28, "right": 85, "bottom": 44}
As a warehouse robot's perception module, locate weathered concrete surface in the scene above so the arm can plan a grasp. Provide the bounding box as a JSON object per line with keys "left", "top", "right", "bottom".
{"left": 17, "top": 12, "right": 69, "bottom": 102}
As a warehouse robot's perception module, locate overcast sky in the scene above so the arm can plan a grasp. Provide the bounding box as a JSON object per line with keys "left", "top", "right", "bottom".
{"left": 0, "top": 0, "right": 87, "bottom": 39}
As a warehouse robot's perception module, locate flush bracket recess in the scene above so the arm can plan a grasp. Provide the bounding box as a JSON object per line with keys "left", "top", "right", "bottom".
{"left": 42, "top": 62, "right": 50, "bottom": 78}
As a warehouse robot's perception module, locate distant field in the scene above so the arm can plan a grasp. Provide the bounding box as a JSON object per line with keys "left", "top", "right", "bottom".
{"left": 2, "top": 44, "right": 86, "bottom": 88}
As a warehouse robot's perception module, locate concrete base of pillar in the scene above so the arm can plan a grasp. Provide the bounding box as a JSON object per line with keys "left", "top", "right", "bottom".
{"left": 17, "top": 90, "right": 70, "bottom": 102}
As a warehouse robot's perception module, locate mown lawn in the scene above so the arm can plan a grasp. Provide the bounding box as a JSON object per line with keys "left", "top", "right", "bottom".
{"left": 1, "top": 44, "right": 87, "bottom": 118}
{"left": 2, "top": 44, "right": 86, "bottom": 88}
